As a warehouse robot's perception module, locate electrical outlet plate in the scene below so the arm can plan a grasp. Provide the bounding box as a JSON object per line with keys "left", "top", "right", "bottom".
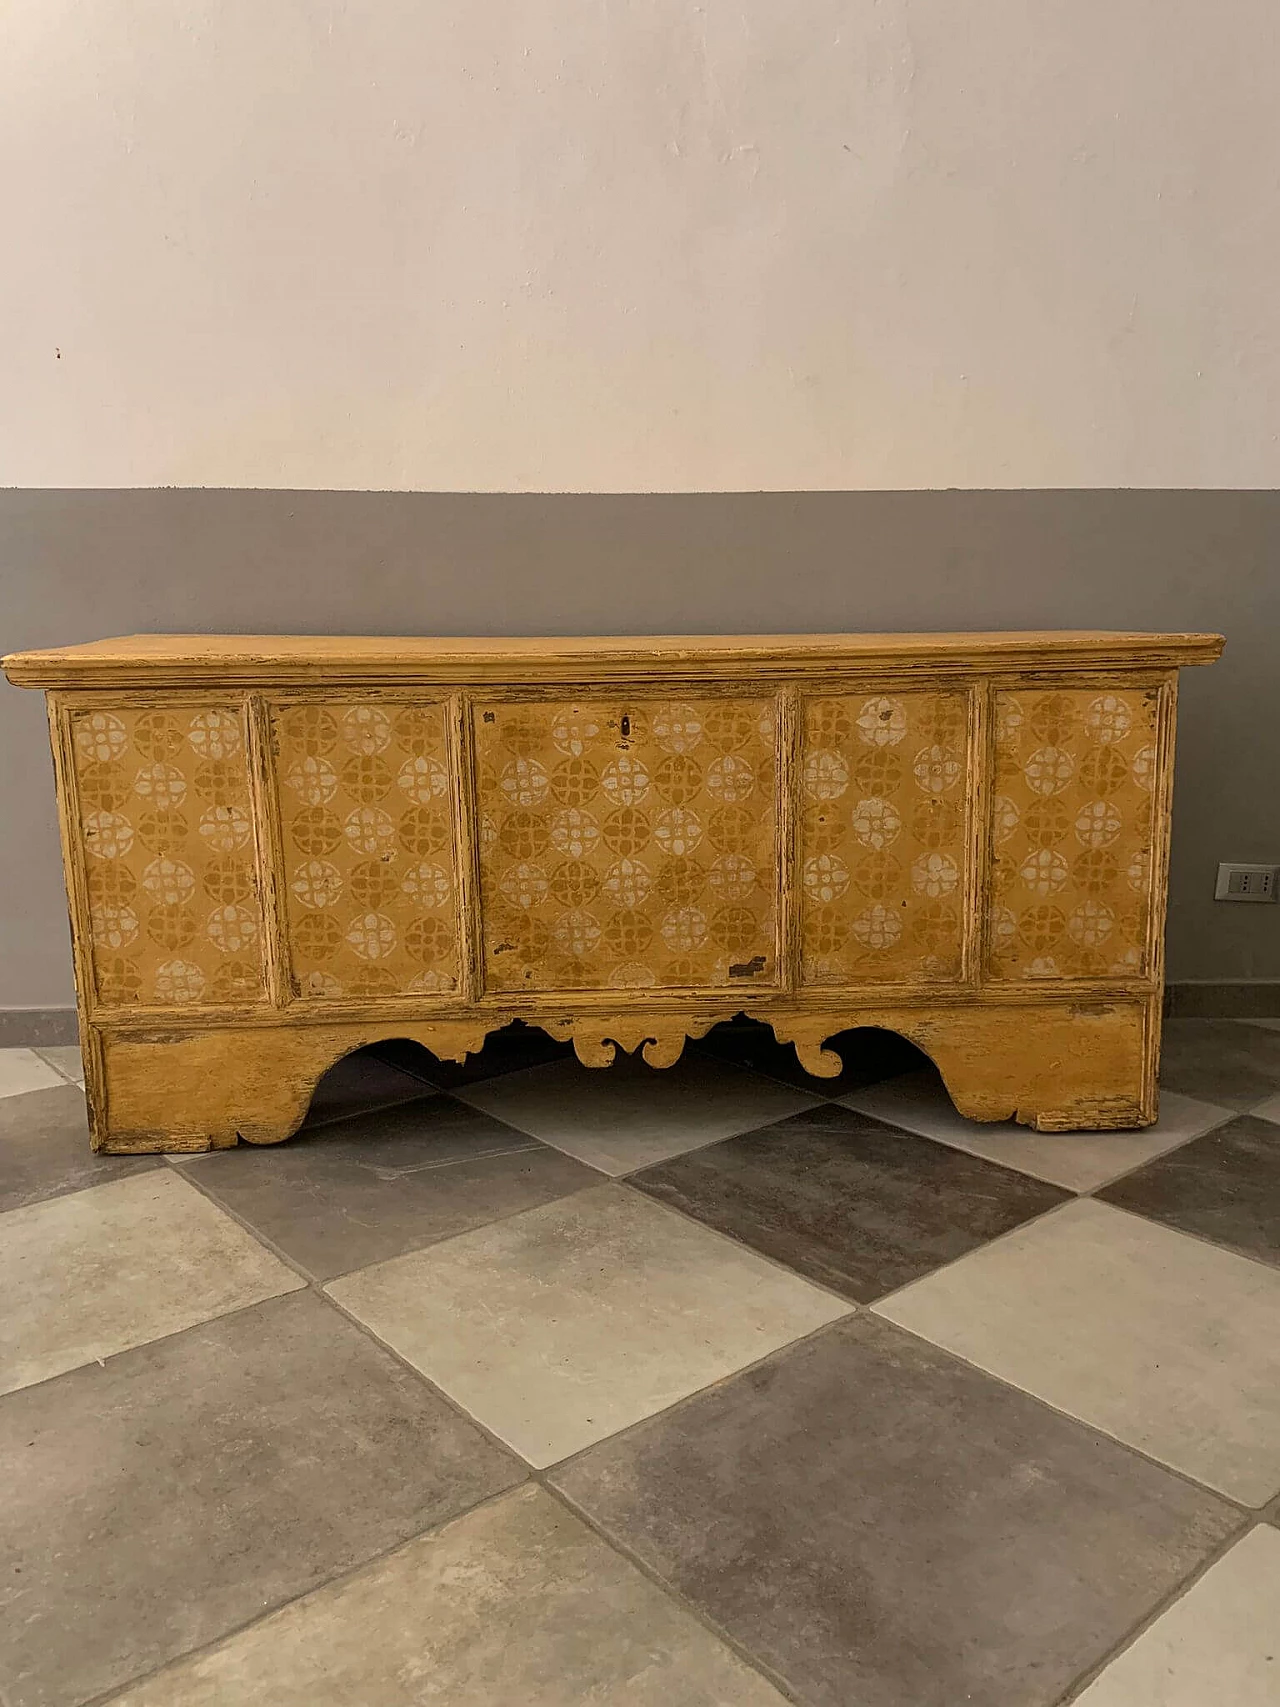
{"left": 1215, "top": 862, "right": 1280, "bottom": 903}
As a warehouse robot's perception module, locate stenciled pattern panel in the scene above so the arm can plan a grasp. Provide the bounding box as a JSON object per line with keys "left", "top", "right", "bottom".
{"left": 476, "top": 698, "right": 778, "bottom": 991}
{"left": 798, "top": 692, "right": 970, "bottom": 985}
{"left": 69, "top": 703, "right": 267, "bottom": 1008}
{"left": 273, "top": 701, "right": 460, "bottom": 999}
{"left": 989, "top": 686, "right": 1161, "bottom": 980}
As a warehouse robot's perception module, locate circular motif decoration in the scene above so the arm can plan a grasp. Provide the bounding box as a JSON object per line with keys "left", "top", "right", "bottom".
{"left": 609, "top": 961, "right": 658, "bottom": 988}
{"left": 912, "top": 852, "right": 959, "bottom": 897}
{"left": 992, "top": 796, "right": 1020, "bottom": 844}
{"left": 705, "top": 754, "right": 755, "bottom": 803}
{"left": 1067, "top": 899, "right": 1115, "bottom": 947}
{"left": 803, "top": 853, "right": 850, "bottom": 904}
{"left": 550, "top": 808, "right": 601, "bottom": 859}
{"left": 1127, "top": 848, "right": 1149, "bottom": 892}
{"left": 1019, "top": 848, "right": 1070, "bottom": 896}
{"left": 553, "top": 909, "right": 602, "bottom": 957}
{"left": 281, "top": 706, "right": 339, "bottom": 756}
{"left": 78, "top": 764, "right": 131, "bottom": 813}
{"left": 803, "top": 750, "right": 849, "bottom": 801}
{"left": 133, "top": 713, "right": 185, "bottom": 761}
{"left": 407, "top": 967, "right": 455, "bottom": 993}
{"left": 153, "top": 959, "right": 206, "bottom": 1003}
{"left": 341, "top": 754, "right": 393, "bottom": 804}
{"left": 652, "top": 703, "right": 703, "bottom": 753}
{"left": 851, "top": 796, "right": 902, "bottom": 850}
{"left": 912, "top": 899, "right": 959, "bottom": 953}
{"left": 141, "top": 857, "right": 196, "bottom": 906}
{"left": 206, "top": 904, "right": 258, "bottom": 954}
{"left": 701, "top": 704, "right": 757, "bottom": 752}
{"left": 348, "top": 859, "right": 398, "bottom": 910}
{"left": 1073, "top": 847, "right": 1120, "bottom": 895}
{"left": 341, "top": 705, "right": 393, "bottom": 755}
{"left": 1131, "top": 744, "right": 1157, "bottom": 791}
{"left": 1021, "top": 799, "right": 1071, "bottom": 848}
{"left": 138, "top": 809, "right": 189, "bottom": 854}
{"left": 851, "top": 851, "right": 903, "bottom": 899}
{"left": 401, "top": 862, "right": 451, "bottom": 908}
{"left": 405, "top": 916, "right": 453, "bottom": 964}
{"left": 995, "top": 698, "right": 1024, "bottom": 749}
{"left": 1022, "top": 747, "right": 1074, "bottom": 797}
{"left": 193, "top": 759, "right": 241, "bottom": 805}
{"left": 85, "top": 811, "right": 135, "bottom": 860}
{"left": 1085, "top": 695, "right": 1133, "bottom": 744}
{"left": 603, "top": 857, "right": 651, "bottom": 908}
{"left": 134, "top": 764, "right": 187, "bottom": 808}
{"left": 92, "top": 903, "right": 139, "bottom": 950}
{"left": 76, "top": 712, "right": 128, "bottom": 763}
{"left": 302, "top": 970, "right": 344, "bottom": 997}
{"left": 852, "top": 904, "right": 902, "bottom": 950}
{"left": 1078, "top": 746, "right": 1130, "bottom": 797}
{"left": 707, "top": 852, "right": 756, "bottom": 902}
{"left": 856, "top": 697, "right": 907, "bottom": 747}
{"left": 290, "top": 807, "right": 342, "bottom": 856}
{"left": 202, "top": 862, "right": 251, "bottom": 910}
{"left": 913, "top": 746, "right": 962, "bottom": 795}
{"left": 345, "top": 912, "right": 396, "bottom": 960}
{"left": 655, "top": 858, "right": 704, "bottom": 907}
{"left": 98, "top": 957, "right": 144, "bottom": 1004}
{"left": 602, "top": 909, "right": 654, "bottom": 957}
{"left": 805, "top": 904, "right": 850, "bottom": 955}
{"left": 501, "top": 757, "right": 550, "bottom": 808}
{"left": 808, "top": 702, "right": 852, "bottom": 746}
{"left": 654, "top": 807, "right": 703, "bottom": 857}
{"left": 499, "top": 811, "right": 548, "bottom": 859}
{"left": 209, "top": 959, "right": 260, "bottom": 1001}
{"left": 398, "top": 807, "right": 450, "bottom": 856}
{"left": 292, "top": 860, "right": 343, "bottom": 910}
{"left": 550, "top": 860, "right": 601, "bottom": 908}
{"left": 188, "top": 710, "right": 242, "bottom": 759}
{"left": 500, "top": 862, "right": 549, "bottom": 910}
{"left": 285, "top": 756, "right": 338, "bottom": 806}
{"left": 550, "top": 757, "right": 599, "bottom": 807}
{"left": 989, "top": 905, "right": 1018, "bottom": 951}
{"left": 88, "top": 863, "right": 137, "bottom": 905}
{"left": 344, "top": 806, "right": 396, "bottom": 856}
{"left": 501, "top": 711, "right": 547, "bottom": 758}
{"left": 1074, "top": 799, "right": 1122, "bottom": 848}
{"left": 147, "top": 904, "right": 197, "bottom": 950}
{"left": 661, "top": 906, "right": 708, "bottom": 952}
{"left": 654, "top": 754, "right": 703, "bottom": 804}
{"left": 397, "top": 755, "right": 448, "bottom": 805}
{"left": 551, "top": 710, "right": 601, "bottom": 756}
{"left": 1017, "top": 904, "right": 1066, "bottom": 952}
{"left": 711, "top": 906, "right": 758, "bottom": 952}
{"left": 1028, "top": 694, "right": 1076, "bottom": 745}
{"left": 852, "top": 749, "right": 902, "bottom": 794}
{"left": 601, "top": 755, "right": 650, "bottom": 807}
{"left": 707, "top": 806, "right": 755, "bottom": 853}
{"left": 396, "top": 708, "right": 442, "bottom": 757}
{"left": 199, "top": 804, "right": 252, "bottom": 853}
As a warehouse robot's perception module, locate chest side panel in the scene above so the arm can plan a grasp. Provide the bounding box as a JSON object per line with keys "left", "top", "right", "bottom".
{"left": 272, "top": 700, "right": 460, "bottom": 999}
{"left": 798, "top": 691, "right": 971, "bottom": 985}
{"left": 988, "top": 685, "right": 1161, "bottom": 980}
{"left": 476, "top": 696, "right": 778, "bottom": 992}
{"left": 68, "top": 703, "right": 267, "bottom": 1008}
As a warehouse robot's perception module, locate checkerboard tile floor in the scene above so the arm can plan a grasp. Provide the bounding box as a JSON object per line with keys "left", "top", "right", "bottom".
{"left": 1, "top": 1019, "right": 1278, "bottom": 1707}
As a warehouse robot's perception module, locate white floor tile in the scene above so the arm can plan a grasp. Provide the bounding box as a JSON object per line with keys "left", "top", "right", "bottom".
{"left": 329, "top": 1182, "right": 850, "bottom": 1466}
{"left": 456, "top": 1051, "right": 821, "bottom": 1175}
{"left": 0, "top": 1171, "right": 305, "bottom": 1395}
{"left": 875, "top": 1198, "right": 1280, "bottom": 1504}
{"left": 1072, "top": 1525, "right": 1280, "bottom": 1706}
{"left": 841, "top": 1068, "right": 1232, "bottom": 1191}
{"left": 0, "top": 1048, "right": 65, "bottom": 1100}
{"left": 33, "top": 1044, "right": 86, "bottom": 1087}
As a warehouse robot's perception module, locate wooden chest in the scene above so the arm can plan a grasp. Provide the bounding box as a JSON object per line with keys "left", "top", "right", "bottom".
{"left": 2, "top": 631, "right": 1222, "bottom": 1152}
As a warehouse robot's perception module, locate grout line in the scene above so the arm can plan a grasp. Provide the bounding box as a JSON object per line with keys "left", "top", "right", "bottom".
{"left": 1051, "top": 1516, "right": 1259, "bottom": 1706}
{"left": 1075, "top": 1192, "right": 1280, "bottom": 1275}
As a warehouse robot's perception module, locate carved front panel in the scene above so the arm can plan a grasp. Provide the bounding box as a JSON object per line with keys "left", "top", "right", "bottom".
{"left": 799, "top": 692, "right": 970, "bottom": 984}
{"left": 273, "top": 700, "right": 460, "bottom": 999}
{"left": 989, "top": 686, "right": 1161, "bottom": 979}
{"left": 476, "top": 697, "right": 778, "bottom": 991}
{"left": 69, "top": 703, "right": 267, "bottom": 1008}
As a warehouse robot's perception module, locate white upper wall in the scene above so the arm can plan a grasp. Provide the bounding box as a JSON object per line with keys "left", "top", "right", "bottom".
{"left": 2, "top": 0, "right": 1276, "bottom": 491}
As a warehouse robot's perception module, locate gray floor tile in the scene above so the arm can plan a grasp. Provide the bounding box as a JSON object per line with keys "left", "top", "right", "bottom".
{"left": 108, "top": 1485, "right": 787, "bottom": 1707}
{"left": 1098, "top": 1114, "right": 1280, "bottom": 1267}
{"left": 330, "top": 1182, "right": 850, "bottom": 1467}
{"left": 0, "top": 1290, "right": 522, "bottom": 1707}
{"left": 876, "top": 1198, "right": 1280, "bottom": 1504}
{"left": 0, "top": 1082, "right": 159, "bottom": 1212}
{"left": 633, "top": 1102, "right": 1066, "bottom": 1302}
{"left": 32, "top": 1044, "right": 85, "bottom": 1086}
{"left": 551, "top": 1314, "right": 1236, "bottom": 1707}
{"left": 0, "top": 1171, "right": 305, "bottom": 1397}
{"left": 456, "top": 1051, "right": 821, "bottom": 1175}
{"left": 302, "top": 1046, "right": 434, "bottom": 1130}
{"left": 372, "top": 1022, "right": 573, "bottom": 1089}
{"left": 180, "top": 1097, "right": 600, "bottom": 1281}
{"left": 691, "top": 1020, "right": 929, "bottom": 1095}
{"left": 1159, "top": 1018, "right": 1280, "bottom": 1112}
{"left": 842, "top": 1067, "right": 1232, "bottom": 1191}
{"left": 1072, "top": 1524, "right": 1280, "bottom": 1706}
{"left": 0, "top": 1047, "right": 64, "bottom": 1100}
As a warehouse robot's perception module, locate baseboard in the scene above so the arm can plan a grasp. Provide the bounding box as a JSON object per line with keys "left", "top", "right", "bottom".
{"left": 1163, "top": 981, "right": 1280, "bottom": 1019}
{"left": 0, "top": 1007, "right": 80, "bottom": 1047}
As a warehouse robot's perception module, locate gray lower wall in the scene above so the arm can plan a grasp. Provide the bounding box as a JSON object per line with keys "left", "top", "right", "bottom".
{"left": 2, "top": 488, "right": 1277, "bottom": 1008}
